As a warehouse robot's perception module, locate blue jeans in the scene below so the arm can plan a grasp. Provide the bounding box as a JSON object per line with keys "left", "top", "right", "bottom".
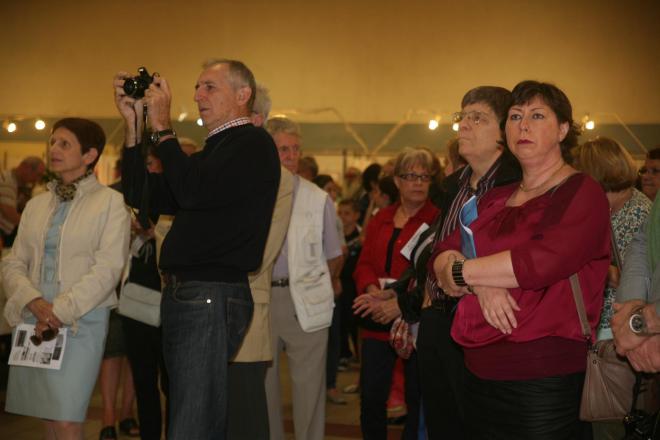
{"left": 161, "top": 280, "right": 253, "bottom": 440}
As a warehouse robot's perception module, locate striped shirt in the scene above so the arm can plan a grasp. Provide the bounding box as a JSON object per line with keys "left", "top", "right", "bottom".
{"left": 0, "top": 169, "right": 18, "bottom": 234}
{"left": 205, "top": 117, "right": 252, "bottom": 139}
{"left": 426, "top": 159, "right": 502, "bottom": 301}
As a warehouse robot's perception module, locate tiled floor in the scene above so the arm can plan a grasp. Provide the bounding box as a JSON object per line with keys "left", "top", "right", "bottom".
{"left": 0, "top": 354, "right": 404, "bottom": 439}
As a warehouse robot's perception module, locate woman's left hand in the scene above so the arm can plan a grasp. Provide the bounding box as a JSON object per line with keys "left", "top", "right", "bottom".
{"left": 473, "top": 286, "right": 521, "bottom": 334}
{"left": 372, "top": 298, "right": 402, "bottom": 324}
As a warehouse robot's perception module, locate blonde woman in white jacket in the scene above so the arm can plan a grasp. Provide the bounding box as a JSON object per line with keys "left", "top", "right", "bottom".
{"left": 2, "top": 118, "right": 130, "bottom": 440}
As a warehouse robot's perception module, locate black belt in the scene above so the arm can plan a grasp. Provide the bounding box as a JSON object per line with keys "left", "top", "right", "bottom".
{"left": 271, "top": 278, "right": 289, "bottom": 287}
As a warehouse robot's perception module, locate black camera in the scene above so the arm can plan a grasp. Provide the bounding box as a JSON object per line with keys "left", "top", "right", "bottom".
{"left": 123, "top": 67, "right": 155, "bottom": 99}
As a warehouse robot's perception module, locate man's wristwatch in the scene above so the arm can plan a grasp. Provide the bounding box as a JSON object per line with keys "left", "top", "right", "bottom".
{"left": 150, "top": 129, "right": 176, "bottom": 145}
{"left": 451, "top": 259, "right": 468, "bottom": 287}
{"left": 629, "top": 307, "right": 648, "bottom": 335}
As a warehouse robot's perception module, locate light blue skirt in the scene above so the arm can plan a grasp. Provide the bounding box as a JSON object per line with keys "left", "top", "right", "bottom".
{"left": 5, "top": 281, "right": 109, "bottom": 422}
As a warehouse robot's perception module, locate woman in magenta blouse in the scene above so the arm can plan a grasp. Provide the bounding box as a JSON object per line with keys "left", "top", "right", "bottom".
{"left": 430, "top": 81, "right": 610, "bottom": 439}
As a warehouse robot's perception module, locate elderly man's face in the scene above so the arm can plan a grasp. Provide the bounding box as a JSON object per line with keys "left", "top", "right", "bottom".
{"left": 194, "top": 64, "right": 247, "bottom": 132}
{"left": 273, "top": 132, "right": 301, "bottom": 174}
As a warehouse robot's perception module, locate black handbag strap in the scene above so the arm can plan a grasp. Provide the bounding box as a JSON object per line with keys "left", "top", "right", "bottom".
{"left": 569, "top": 273, "right": 592, "bottom": 342}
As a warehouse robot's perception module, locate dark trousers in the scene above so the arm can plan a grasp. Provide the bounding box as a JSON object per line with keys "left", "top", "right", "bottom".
{"left": 464, "top": 369, "right": 592, "bottom": 440}
{"left": 339, "top": 285, "right": 358, "bottom": 359}
{"left": 226, "top": 361, "right": 269, "bottom": 440}
{"left": 416, "top": 308, "right": 466, "bottom": 439}
{"left": 121, "top": 316, "right": 169, "bottom": 440}
{"left": 360, "top": 338, "right": 420, "bottom": 440}
{"left": 326, "top": 300, "right": 341, "bottom": 389}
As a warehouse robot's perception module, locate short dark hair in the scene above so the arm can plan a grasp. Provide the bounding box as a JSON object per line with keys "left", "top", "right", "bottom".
{"left": 648, "top": 147, "right": 660, "bottom": 160}
{"left": 378, "top": 176, "right": 399, "bottom": 203}
{"left": 338, "top": 198, "right": 360, "bottom": 212}
{"left": 461, "top": 86, "right": 512, "bottom": 124}
{"left": 313, "top": 174, "right": 334, "bottom": 190}
{"left": 362, "top": 163, "right": 382, "bottom": 192}
{"left": 203, "top": 58, "right": 257, "bottom": 112}
{"left": 299, "top": 156, "right": 319, "bottom": 179}
{"left": 52, "top": 118, "right": 105, "bottom": 170}
{"left": 509, "top": 80, "right": 580, "bottom": 162}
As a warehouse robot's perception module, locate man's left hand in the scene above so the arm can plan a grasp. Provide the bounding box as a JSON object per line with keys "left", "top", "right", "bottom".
{"left": 612, "top": 299, "right": 646, "bottom": 355}
{"left": 144, "top": 75, "right": 173, "bottom": 132}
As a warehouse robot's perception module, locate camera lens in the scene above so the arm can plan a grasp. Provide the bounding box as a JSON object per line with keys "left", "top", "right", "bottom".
{"left": 122, "top": 68, "right": 153, "bottom": 99}
{"left": 123, "top": 78, "right": 140, "bottom": 97}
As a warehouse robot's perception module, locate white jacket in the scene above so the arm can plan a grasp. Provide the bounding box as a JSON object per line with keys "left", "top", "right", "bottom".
{"left": 2, "top": 175, "right": 130, "bottom": 327}
{"left": 287, "top": 178, "right": 334, "bottom": 332}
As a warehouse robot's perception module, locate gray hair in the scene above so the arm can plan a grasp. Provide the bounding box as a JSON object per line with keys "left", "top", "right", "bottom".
{"left": 253, "top": 84, "right": 272, "bottom": 120}
{"left": 265, "top": 117, "right": 301, "bottom": 139}
{"left": 201, "top": 58, "right": 257, "bottom": 111}
{"left": 394, "top": 147, "right": 440, "bottom": 177}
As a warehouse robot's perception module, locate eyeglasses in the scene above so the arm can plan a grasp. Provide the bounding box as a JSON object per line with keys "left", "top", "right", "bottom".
{"left": 30, "top": 327, "right": 59, "bottom": 346}
{"left": 639, "top": 167, "right": 660, "bottom": 176}
{"left": 452, "top": 111, "right": 492, "bottom": 126}
{"left": 398, "top": 173, "right": 433, "bottom": 182}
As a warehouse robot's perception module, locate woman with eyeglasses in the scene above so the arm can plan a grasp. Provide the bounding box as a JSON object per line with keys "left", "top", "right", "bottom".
{"left": 2, "top": 118, "right": 130, "bottom": 440}
{"left": 640, "top": 147, "right": 660, "bottom": 201}
{"left": 352, "top": 147, "right": 439, "bottom": 439}
{"left": 431, "top": 81, "right": 610, "bottom": 439}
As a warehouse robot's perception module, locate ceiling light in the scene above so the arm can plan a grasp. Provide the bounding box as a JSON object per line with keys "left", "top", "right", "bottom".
{"left": 35, "top": 119, "right": 46, "bottom": 130}
{"left": 196, "top": 118, "right": 203, "bottom": 127}
{"left": 7, "top": 122, "right": 17, "bottom": 133}
{"left": 428, "top": 119, "right": 439, "bottom": 130}
{"left": 585, "top": 120, "right": 595, "bottom": 130}
{"left": 451, "top": 122, "right": 459, "bottom": 132}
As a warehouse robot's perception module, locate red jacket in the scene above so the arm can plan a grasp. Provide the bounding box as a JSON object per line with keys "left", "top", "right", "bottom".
{"left": 354, "top": 200, "right": 439, "bottom": 339}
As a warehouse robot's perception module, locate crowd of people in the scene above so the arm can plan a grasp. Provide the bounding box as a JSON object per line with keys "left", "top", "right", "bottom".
{"left": 1, "top": 57, "right": 659, "bottom": 440}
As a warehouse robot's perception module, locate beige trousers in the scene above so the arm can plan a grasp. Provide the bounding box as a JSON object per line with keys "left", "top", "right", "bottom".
{"left": 265, "top": 285, "right": 328, "bottom": 440}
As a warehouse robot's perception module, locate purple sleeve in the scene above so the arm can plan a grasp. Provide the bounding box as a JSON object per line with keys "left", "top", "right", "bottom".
{"left": 511, "top": 175, "right": 611, "bottom": 290}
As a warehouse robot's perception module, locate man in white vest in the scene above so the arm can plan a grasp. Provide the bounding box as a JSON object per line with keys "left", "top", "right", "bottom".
{"left": 264, "top": 117, "right": 343, "bottom": 440}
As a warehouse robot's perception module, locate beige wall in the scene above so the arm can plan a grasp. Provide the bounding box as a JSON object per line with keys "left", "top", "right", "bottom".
{"left": 0, "top": 142, "right": 47, "bottom": 171}
{"left": 1, "top": 0, "right": 659, "bottom": 125}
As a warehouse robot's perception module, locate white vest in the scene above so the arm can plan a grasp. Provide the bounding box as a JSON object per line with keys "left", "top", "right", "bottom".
{"left": 287, "top": 179, "right": 334, "bottom": 332}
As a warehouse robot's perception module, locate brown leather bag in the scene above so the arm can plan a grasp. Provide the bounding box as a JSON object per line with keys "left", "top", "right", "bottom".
{"left": 569, "top": 274, "right": 659, "bottom": 422}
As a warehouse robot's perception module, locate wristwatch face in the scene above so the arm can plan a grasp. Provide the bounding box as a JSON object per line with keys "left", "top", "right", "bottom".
{"left": 151, "top": 129, "right": 175, "bottom": 144}
{"left": 630, "top": 314, "right": 646, "bottom": 333}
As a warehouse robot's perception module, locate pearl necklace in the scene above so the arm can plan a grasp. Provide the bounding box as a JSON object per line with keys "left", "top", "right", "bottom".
{"left": 519, "top": 163, "right": 566, "bottom": 193}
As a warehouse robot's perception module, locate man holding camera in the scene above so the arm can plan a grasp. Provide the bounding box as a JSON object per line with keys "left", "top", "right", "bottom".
{"left": 113, "top": 59, "right": 280, "bottom": 439}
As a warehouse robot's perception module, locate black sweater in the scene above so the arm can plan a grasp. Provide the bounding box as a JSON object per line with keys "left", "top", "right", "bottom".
{"left": 122, "top": 124, "right": 280, "bottom": 283}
